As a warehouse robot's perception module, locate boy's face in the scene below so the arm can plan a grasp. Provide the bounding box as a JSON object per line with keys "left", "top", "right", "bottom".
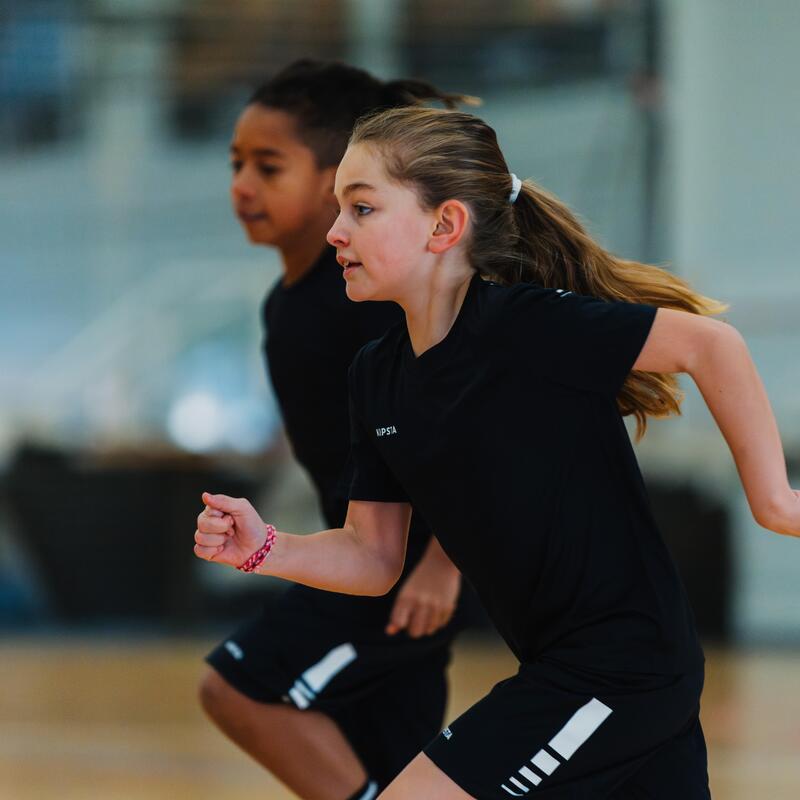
{"left": 230, "top": 105, "right": 337, "bottom": 248}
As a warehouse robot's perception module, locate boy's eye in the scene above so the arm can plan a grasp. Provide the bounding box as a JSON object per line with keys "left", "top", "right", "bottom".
{"left": 229, "top": 160, "right": 279, "bottom": 177}
{"left": 354, "top": 204, "right": 373, "bottom": 216}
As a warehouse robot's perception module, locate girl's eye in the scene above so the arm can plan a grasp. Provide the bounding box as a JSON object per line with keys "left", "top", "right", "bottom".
{"left": 258, "top": 164, "right": 279, "bottom": 177}
{"left": 354, "top": 204, "right": 373, "bottom": 217}
{"left": 230, "top": 160, "right": 243, "bottom": 173}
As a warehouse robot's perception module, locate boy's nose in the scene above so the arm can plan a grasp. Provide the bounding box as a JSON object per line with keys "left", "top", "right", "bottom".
{"left": 231, "top": 172, "right": 255, "bottom": 200}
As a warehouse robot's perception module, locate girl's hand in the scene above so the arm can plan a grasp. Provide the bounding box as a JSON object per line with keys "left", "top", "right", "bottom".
{"left": 194, "top": 492, "right": 269, "bottom": 567}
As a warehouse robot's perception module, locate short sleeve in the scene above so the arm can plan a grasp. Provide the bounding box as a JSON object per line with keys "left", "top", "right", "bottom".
{"left": 346, "top": 361, "right": 409, "bottom": 504}
{"left": 503, "top": 284, "right": 657, "bottom": 397}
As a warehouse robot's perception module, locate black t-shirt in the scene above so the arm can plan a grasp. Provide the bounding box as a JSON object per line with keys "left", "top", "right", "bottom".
{"left": 263, "top": 246, "right": 432, "bottom": 614}
{"left": 348, "top": 274, "right": 704, "bottom": 674}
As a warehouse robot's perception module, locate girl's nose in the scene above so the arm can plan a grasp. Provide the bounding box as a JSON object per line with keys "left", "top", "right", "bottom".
{"left": 327, "top": 214, "right": 349, "bottom": 248}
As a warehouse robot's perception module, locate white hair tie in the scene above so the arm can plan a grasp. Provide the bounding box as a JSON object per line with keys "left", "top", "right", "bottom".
{"left": 509, "top": 173, "right": 523, "bottom": 204}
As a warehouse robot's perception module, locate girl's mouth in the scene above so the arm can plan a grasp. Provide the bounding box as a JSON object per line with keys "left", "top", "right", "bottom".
{"left": 338, "top": 256, "right": 363, "bottom": 275}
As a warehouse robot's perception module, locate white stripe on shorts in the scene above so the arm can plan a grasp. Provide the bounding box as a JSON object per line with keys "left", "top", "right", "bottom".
{"left": 294, "top": 680, "right": 316, "bottom": 701}
{"left": 518, "top": 766, "right": 542, "bottom": 786}
{"left": 288, "top": 686, "right": 310, "bottom": 709}
{"left": 509, "top": 776, "right": 530, "bottom": 792}
{"left": 531, "top": 749, "right": 559, "bottom": 775}
{"left": 499, "top": 697, "right": 613, "bottom": 794}
{"left": 223, "top": 640, "right": 244, "bottom": 660}
{"left": 301, "top": 642, "right": 357, "bottom": 693}
{"left": 548, "top": 698, "right": 613, "bottom": 760}
{"left": 357, "top": 781, "right": 379, "bottom": 800}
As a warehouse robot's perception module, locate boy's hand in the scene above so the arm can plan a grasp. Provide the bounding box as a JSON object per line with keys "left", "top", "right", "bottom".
{"left": 194, "top": 492, "right": 268, "bottom": 568}
{"left": 386, "top": 556, "right": 461, "bottom": 638}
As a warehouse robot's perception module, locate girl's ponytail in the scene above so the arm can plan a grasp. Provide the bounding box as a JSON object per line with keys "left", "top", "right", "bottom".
{"left": 509, "top": 181, "right": 727, "bottom": 438}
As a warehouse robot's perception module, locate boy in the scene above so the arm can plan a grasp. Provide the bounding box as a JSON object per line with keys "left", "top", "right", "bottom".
{"left": 200, "top": 60, "right": 474, "bottom": 800}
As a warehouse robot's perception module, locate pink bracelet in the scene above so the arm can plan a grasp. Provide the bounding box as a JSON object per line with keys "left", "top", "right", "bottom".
{"left": 237, "top": 524, "right": 277, "bottom": 573}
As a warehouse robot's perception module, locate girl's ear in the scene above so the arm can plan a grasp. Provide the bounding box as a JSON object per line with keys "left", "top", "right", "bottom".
{"left": 428, "top": 200, "right": 470, "bottom": 254}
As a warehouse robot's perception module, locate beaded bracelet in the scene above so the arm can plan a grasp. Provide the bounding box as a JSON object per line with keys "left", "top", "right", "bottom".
{"left": 237, "top": 524, "right": 277, "bottom": 573}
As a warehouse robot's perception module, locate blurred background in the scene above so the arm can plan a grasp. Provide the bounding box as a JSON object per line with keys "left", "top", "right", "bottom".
{"left": 0, "top": 0, "right": 798, "bottom": 797}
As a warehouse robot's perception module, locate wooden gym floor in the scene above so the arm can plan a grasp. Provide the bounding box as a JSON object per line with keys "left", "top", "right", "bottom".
{"left": 0, "top": 636, "right": 797, "bottom": 799}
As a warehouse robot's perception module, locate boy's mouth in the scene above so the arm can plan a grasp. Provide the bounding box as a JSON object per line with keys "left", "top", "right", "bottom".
{"left": 238, "top": 211, "right": 268, "bottom": 223}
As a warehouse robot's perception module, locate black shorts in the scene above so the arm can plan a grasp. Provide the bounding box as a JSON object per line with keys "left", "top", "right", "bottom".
{"left": 206, "top": 584, "right": 458, "bottom": 789}
{"left": 425, "top": 660, "right": 709, "bottom": 799}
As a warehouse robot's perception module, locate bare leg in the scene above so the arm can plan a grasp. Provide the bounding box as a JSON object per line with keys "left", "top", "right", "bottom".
{"left": 379, "top": 753, "right": 474, "bottom": 800}
{"left": 199, "top": 668, "right": 368, "bottom": 800}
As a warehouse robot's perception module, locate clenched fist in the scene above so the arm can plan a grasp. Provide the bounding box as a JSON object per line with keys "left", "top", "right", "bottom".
{"left": 194, "top": 492, "right": 271, "bottom": 568}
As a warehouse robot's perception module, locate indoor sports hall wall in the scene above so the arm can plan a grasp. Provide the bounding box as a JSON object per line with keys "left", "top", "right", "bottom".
{"left": 0, "top": 0, "right": 797, "bottom": 639}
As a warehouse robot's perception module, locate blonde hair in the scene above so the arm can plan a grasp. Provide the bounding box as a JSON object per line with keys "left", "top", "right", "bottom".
{"left": 351, "top": 107, "right": 726, "bottom": 439}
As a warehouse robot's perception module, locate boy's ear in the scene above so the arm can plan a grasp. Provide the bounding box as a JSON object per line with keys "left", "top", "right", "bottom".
{"left": 321, "top": 165, "right": 338, "bottom": 205}
{"left": 428, "top": 200, "right": 470, "bottom": 254}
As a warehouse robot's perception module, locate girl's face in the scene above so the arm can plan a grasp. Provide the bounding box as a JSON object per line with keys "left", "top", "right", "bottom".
{"left": 327, "top": 143, "right": 437, "bottom": 302}
{"left": 230, "top": 104, "right": 336, "bottom": 248}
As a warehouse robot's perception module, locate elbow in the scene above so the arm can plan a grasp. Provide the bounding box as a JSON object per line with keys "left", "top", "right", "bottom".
{"left": 345, "top": 517, "right": 407, "bottom": 595}
{"left": 719, "top": 323, "right": 748, "bottom": 355}
{"left": 365, "top": 584, "right": 394, "bottom": 597}
{"left": 362, "top": 582, "right": 396, "bottom": 598}
{"left": 753, "top": 505, "right": 776, "bottom": 532}
{"left": 753, "top": 508, "right": 786, "bottom": 536}
{"left": 686, "top": 320, "right": 746, "bottom": 376}
{"left": 368, "top": 563, "right": 403, "bottom": 596}
{"left": 752, "top": 494, "right": 794, "bottom": 536}
{"left": 360, "top": 552, "right": 403, "bottom": 596}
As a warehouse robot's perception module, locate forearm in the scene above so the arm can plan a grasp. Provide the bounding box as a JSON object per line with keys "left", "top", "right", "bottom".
{"left": 690, "top": 326, "right": 792, "bottom": 528}
{"left": 255, "top": 525, "right": 403, "bottom": 596}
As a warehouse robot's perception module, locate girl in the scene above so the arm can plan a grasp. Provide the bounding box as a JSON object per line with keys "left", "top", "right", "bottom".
{"left": 201, "top": 64, "right": 477, "bottom": 800}
{"left": 196, "top": 107, "right": 799, "bottom": 799}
